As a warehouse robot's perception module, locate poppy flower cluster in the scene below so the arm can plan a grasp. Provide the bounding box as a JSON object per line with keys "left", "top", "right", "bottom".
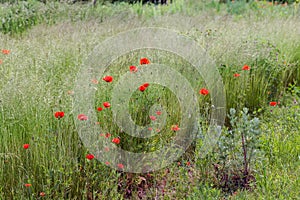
{"left": 233, "top": 65, "right": 251, "bottom": 77}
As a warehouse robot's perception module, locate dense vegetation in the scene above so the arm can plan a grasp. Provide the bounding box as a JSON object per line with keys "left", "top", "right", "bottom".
{"left": 0, "top": 0, "right": 299, "bottom": 199}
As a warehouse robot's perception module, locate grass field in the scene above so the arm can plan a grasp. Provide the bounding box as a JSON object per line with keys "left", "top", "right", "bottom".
{"left": 0, "top": 0, "right": 300, "bottom": 199}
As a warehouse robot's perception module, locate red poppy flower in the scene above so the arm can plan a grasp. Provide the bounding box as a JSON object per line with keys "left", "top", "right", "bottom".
{"left": 103, "top": 102, "right": 111, "bottom": 108}
{"left": 2, "top": 49, "right": 10, "bottom": 55}
{"left": 234, "top": 73, "right": 241, "bottom": 77}
{"left": 199, "top": 88, "right": 209, "bottom": 96}
{"left": 129, "top": 65, "right": 138, "bottom": 72}
{"left": 0, "top": 59, "right": 2, "bottom": 64}
{"left": 186, "top": 161, "right": 191, "bottom": 166}
{"left": 86, "top": 154, "right": 94, "bottom": 160}
{"left": 105, "top": 133, "right": 111, "bottom": 138}
{"left": 156, "top": 111, "right": 162, "bottom": 115}
{"left": 140, "top": 58, "right": 150, "bottom": 65}
{"left": 139, "top": 85, "right": 146, "bottom": 92}
{"left": 102, "top": 76, "right": 113, "bottom": 82}
{"left": 148, "top": 127, "right": 153, "bottom": 131}
{"left": 78, "top": 114, "right": 88, "bottom": 121}
{"left": 54, "top": 111, "right": 65, "bottom": 119}
{"left": 24, "top": 183, "right": 32, "bottom": 187}
{"left": 23, "top": 144, "right": 30, "bottom": 149}
{"left": 242, "top": 65, "right": 250, "bottom": 70}
{"left": 97, "top": 107, "right": 103, "bottom": 111}
{"left": 143, "top": 83, "right": 149, "bottom": 88}
{"left": 105, "top": 161, "right": 110, "bottom": 165}
{"left": 171, "top": 125, "right": 180, "bottom": 131}
{"left": 112, "top": 137, "right": 120, "bottom": 144}
{"left": 39, "top": 192, "right": 46, "bottom": 197}
{"left": 150, "top": 116, "right": 156, "bottom": 121}
{"left": 269, "top": 101, "right": 277, "bottom": 106}
{"left": 117, "top": 163, "right": 124, "bottom": 169}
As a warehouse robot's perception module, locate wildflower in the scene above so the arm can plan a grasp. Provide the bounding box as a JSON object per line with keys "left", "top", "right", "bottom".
{"left": 186, "top": 161, "right": 191, "bottom": 166}
{"left": 139, "top": 85, "right": 146, "bottom": 92}
{"left": 140, "top": 58, "right": 150, "bottom": 65}
{"left": 97, "top": 107, "right": 103, "bottom": 111}
{"left": 78, "top": 114, "right": 88, "bottom": 121}
{"left": 103, "top": 102, "right": 111, "bottom": 108}
{"left": 105, "top": 161, "right": 110, "bottom": 165}
{"left": 171, "top": 125, "right": 180, "bottom": 131}
{"left": 104, "top": 147, "right": 110, "bottom": 152}
{"left": 0, "top": 59, "right": 2, "bottom": 64}
{"left": 54, "top": 111, "right": 65, "bottom": 119}
{"left": 242, "top": 65, "right": 250, "bottom": 70}
{"left": 129, "top": 65, "right": 138, "bottom": 72}
{"left": 117, "top": 163, "right": 124, "bottom": 169}
{"left": 112, "top": 137, "right": 120, "bottom": 144}
{"left": 269, "top": 102, "right": 277, "bottom": 106}
{"left": 143, "top": 83, "right": 149, "bottom": 88}
{"left": 39, "top": 192, "right": 46, "bottom": 197}
{"left": 24, "top": 183, "right": 32, "bottom": 187}
{"left": 86, "top": 154, "right": 95, "bottom": 160}
{"left": 156, "top": 111, "right": 162, "bottom": 115}
{"left": 149, "top": 116, "right": 156, "bottom": 121}
{"left": 234, "top": 73, "right": 241, "bottom": 77}
{"left": 148, "top": 127, "right": 153, "bottom": 131}
{"left": 23, "top": 144, "right": 30, "bottom": 149}
{"left": 103, "top": 76, "right": 113, "bottom": 82}
{"left": 199, "top": 88, "right": 209, "bottom": 96}
{"left": 2, "top": 49, "right": 10, "bottom": 55}
{"left": 105, "top": 133, "right": 111, "bottom": 138}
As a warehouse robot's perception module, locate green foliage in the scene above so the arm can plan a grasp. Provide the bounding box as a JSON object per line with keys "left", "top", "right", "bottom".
{"left": 210, "top": 108, "right": 261, "bottom": 193}
{"left": 0, "top": 1, "right": 42, "bottom": 34}
{"left": 0, "top": 0, "right": 300, "bottom": 199}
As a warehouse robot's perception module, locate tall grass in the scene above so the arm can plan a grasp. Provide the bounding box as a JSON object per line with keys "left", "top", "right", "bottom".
{"left": 0, "top": 0, "right": 300, "bottom": 199}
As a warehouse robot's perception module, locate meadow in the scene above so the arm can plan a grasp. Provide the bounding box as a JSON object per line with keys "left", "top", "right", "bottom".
{"left": 0, "top": 0, "right": 300, "bottom": 199}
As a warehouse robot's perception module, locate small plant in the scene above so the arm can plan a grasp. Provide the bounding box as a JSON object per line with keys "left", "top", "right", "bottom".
{"left": 211, "top": 108, "right": 261, "bottom": 194}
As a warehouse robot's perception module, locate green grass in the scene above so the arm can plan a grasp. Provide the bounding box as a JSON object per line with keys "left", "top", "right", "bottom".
{"left": 0, "top": 0, "right": 300, "bottom": 199}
